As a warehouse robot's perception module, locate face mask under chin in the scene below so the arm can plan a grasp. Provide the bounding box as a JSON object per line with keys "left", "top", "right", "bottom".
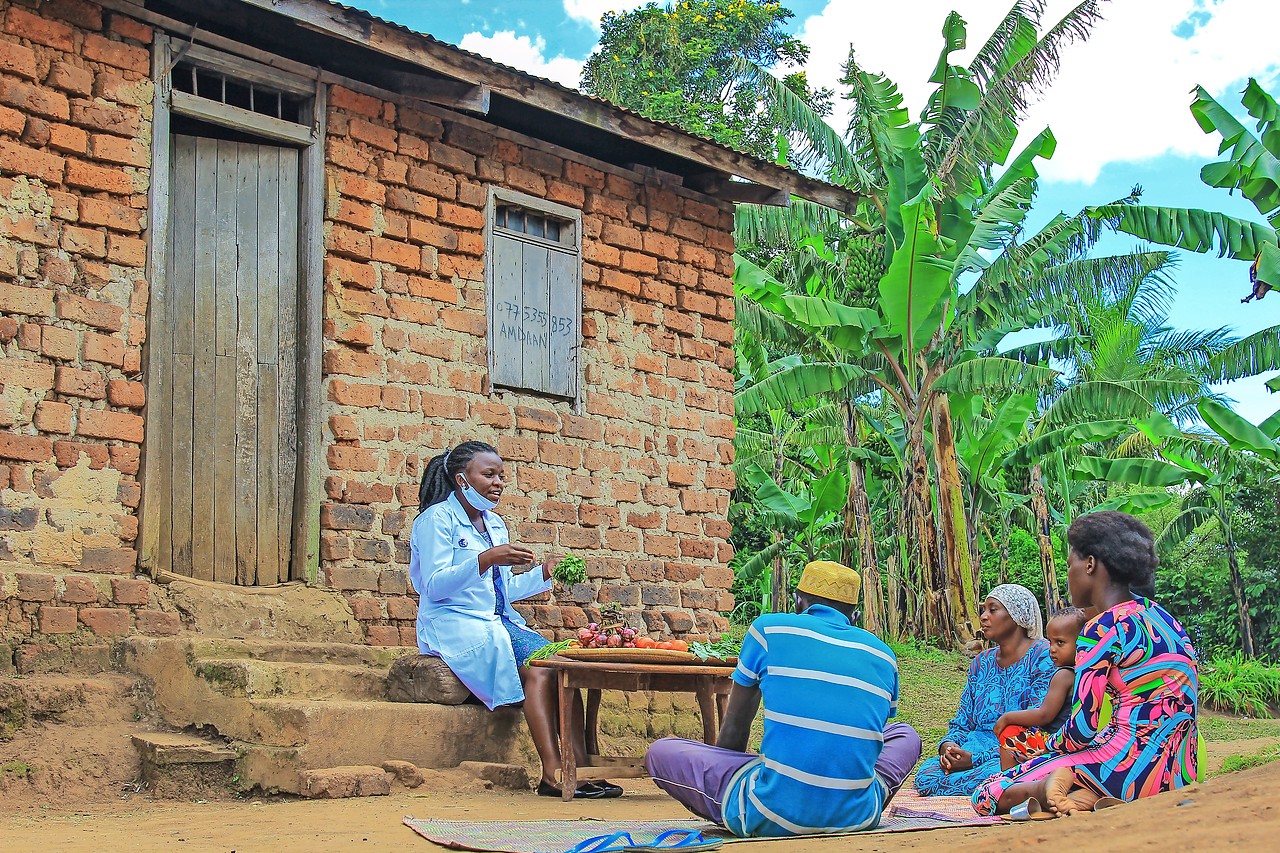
{"left": 458, "top": 475, "right": 499, "bottom": 511}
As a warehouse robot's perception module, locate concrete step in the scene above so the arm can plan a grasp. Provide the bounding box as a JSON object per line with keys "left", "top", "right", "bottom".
{"left": 232, "top": 700, "right": 529, "bottom": 793}
{"left": 193, "top": 659, "right": 387, "bottom": 700}
{"left": 132, "top": 731, "right": 239, "bottom": 798}
{"left": 186, "top": 637, "right": 410, "bottom": 668}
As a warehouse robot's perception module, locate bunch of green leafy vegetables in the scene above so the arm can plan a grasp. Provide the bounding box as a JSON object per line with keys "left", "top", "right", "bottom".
{"left": 553, "top": 554, "right": 587, "bottom": 585}
{"left": 689, "top": 633, "right": 743, "bottom": 661}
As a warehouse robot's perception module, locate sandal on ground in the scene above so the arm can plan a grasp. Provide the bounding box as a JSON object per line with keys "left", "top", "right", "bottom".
{"left": 535, "top": 780, "right": 613, "bottom": 800}
{"left": 623, "top": 829, "right": 724, "bottom": 853}
{"left": 563, "top": 832, "right": 636, "bottom": 853}
{"left": 589, "top": 780, "right": 624, "bottom": 798}
{"left": 1093, "top": 796, "right": 1124, "bottom": 811}
{"left": 1001, "top": 797, "right": 1054, "bottom": 821}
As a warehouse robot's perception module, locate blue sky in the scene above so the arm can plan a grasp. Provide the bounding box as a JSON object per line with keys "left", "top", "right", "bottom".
{"left": 348, "top": 1, "right": 1280, "bottom": 423}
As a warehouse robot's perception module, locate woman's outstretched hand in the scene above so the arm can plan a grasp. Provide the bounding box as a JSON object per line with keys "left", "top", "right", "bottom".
{"left": 939, "top": 743, "right": 973, "bottom": 773}
{"left": 479, "top": 543, "right": 535, "bottom": 574}
{"left": 541, "top": 554, "right": 563, "bottom": 581}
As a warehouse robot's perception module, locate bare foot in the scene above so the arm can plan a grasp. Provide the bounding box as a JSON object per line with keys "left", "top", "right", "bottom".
{"left": 1045, "top": 768, "right": 1080, "bottom": 816}
{"left": 1067, "top": 787, "right": 1102, "bottom": 812}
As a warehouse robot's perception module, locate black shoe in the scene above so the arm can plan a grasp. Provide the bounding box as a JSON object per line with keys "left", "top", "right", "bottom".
{"left": 535, "top": 779, "right": 611, "bottom": 799}
{"left": 588, "top": 780, "right": 623, "bottom": 798}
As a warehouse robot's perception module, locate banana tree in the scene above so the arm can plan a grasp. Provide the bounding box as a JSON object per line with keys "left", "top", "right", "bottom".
{"left": 734, "top": 463, "right": 852, "bottom": 614}
{"left": 1150, "top": 403, "right": 1280, "bottom": 655}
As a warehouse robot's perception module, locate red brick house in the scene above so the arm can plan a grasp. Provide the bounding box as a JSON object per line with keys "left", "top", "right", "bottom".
{"left": 0, "top": 0, "right": 856, "bottom": 668}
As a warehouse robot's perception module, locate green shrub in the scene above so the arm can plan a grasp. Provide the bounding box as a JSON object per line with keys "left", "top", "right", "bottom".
{"left": 1200, "top": 654, "right": 1280, "bottom": 717}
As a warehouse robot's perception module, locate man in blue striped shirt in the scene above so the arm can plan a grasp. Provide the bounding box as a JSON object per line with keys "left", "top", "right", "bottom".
{"left": 645, "top": 561, "right": 922, "bottom": 837}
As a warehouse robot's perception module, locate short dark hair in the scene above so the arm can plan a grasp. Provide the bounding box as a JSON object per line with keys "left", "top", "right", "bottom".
{"left": 1066, "top": 511, "right": 1158, "bottom": 588}
{"left": 1048, "top": 606, "right": 1087, "bottom": 633}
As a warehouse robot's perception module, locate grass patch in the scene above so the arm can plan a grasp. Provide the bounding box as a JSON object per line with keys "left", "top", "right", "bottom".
{"left": 892, "top": 641, "right": 967, "bottom": 747}
{"left": 1200, "top": 712, "right": 1280, "bottom": 742}
{"left": 1, "top": 760, "right": 30, "bottom": 778}
{"left": 1219, "top": 743, "right": 1280, "bottom": 774}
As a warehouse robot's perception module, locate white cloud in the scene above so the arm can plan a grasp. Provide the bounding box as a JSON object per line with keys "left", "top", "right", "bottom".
{"left": 457, "top": 30, "right": 585, "bottom": 89}
{"left": 796, "top": 0, "right": 1280, "bottom": 184}
{"left": 562, "top": 1, "right": 650, "bottom": 29}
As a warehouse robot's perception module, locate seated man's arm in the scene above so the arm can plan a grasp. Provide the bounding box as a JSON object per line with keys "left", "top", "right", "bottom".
{"left": 717, "top": 682, "right": 762, "bottom": 753}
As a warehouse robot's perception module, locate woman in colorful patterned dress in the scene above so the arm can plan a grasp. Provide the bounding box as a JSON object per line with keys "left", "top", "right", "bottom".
{"left": 914, "top": 584, "right": 1056, "bottom": 797}
{"left": 972, "top": 511, "right": 1199, "bottom": 816}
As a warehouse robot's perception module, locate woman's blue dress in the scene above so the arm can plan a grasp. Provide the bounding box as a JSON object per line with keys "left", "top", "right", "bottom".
{"left": 914, "top": 641, "right": 1055, "bottom": 796}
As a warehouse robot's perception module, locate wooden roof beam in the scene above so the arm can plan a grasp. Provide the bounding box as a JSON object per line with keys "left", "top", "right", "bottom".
{"left": 222, "top": 0, "right": 860, "bottom": 212}
{"left": 389, "top": 72, "right": 490, "bottom": 114}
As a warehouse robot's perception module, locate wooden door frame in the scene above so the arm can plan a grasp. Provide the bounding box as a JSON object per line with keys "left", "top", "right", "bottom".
{"left": 139, "top": 34, "right": 326, "bottom": 584}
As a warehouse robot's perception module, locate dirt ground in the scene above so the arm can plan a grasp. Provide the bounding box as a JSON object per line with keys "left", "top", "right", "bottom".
{"left": 3, "top": 757, "right": 1277, "bottom": 853}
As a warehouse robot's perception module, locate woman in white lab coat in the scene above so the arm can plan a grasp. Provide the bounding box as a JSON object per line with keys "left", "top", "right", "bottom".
{"left": 410, "top": 440, "right": 621, "bottom": 799}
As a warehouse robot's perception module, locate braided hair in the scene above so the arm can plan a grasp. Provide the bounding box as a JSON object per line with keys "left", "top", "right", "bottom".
{"left": 419, "top": 440, "right": 499, "bottom": 511}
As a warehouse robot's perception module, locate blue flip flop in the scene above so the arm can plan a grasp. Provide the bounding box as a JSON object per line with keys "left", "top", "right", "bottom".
{"left": 624, "top": 829, "right": 724, "bottom": 853}
{"left": 564, "top": 831, "right": 637, "bottom": 853}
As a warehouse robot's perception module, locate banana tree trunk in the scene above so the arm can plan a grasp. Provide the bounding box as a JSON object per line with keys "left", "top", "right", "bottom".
{"left": 769, "top": 530, "right": 788, "bottom": 614}
{"left": 931, "top": 394, "right": 981, "bottom": 641}
{"left": 1030, "top": 464, "right": 1063, "bottom": 612}
{"left": 905, "top": 429, "right": 948, "bottom": 640}
{"left": 886, "top": 550, "right": 903, "bottom": 640}
{"left": 999, "top": 520, "right": 1011, "bottom": 587}
{"left": 1222, "top": 505, "right": 1256, "bottom": 657}
{"left": 843, "top": 403, "right": 885, "bottom": 635}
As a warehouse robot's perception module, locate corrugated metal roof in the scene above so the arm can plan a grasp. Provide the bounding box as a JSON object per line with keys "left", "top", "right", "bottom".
{"left": 320, "top": 0, "right": 847, "bottom": 195}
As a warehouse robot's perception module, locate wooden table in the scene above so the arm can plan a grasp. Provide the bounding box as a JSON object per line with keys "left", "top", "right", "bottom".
{"left": 530, "top": 657, "right": 736, "bottom": 800}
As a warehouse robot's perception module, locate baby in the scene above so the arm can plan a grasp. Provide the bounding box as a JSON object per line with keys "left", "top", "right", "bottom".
{"left": 994, "top": 607, "right": 1087, "bottom": 769}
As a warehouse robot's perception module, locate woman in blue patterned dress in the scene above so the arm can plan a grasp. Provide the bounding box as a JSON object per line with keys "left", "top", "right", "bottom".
{"left": 410, "top": 440, "right": 621, "bottom": 799}
{"left": 914, "top": 584, "right": 1056, "bottom": 797}
{"left": 972, "top": 512, "right": 1198, "bottom": 816}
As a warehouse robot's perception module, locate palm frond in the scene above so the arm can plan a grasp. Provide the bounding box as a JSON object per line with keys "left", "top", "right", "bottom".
{"left": 732, "top": 57, "right": 871, "bottom": 190}
{"left": 1207, "top": 323, "right": 1280, "bottom": 382}
{"left": 735, "top": 201, "right": 845, "bottom": 250}
{"left": 937, "top": 0, "right": 1104, "bottom": 188}
{"left": 932, "top": 356, "right": 1061, "bottom": 394}
{"left": 1089, "top": 204, "right": 1277, "bottom": 262}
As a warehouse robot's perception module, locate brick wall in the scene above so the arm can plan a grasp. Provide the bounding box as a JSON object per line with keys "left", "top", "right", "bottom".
{"left": 1, "top": 0, "right": 738, "bottom": 653}
{"left": 318, "top": 89, "right": 737, "bottom": 645}
{"left": 0, "top": 0, "right": 171, "bottom": 651}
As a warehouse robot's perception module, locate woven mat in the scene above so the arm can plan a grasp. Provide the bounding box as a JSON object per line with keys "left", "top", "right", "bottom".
{"left": 404, "top": 790, "right": 1001, "bottom": 852}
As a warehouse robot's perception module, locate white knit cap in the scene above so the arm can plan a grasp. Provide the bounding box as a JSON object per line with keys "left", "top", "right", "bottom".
{"left": 988, "top": 584, "right": 1045, "bottom": 641}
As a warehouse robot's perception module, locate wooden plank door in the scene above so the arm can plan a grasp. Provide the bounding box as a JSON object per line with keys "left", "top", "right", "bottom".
{"left": 160, "top": 134, "right": 299, "bottom": 585}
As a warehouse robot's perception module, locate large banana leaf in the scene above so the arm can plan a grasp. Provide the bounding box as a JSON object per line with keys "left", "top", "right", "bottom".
{"left": 1006, "top": 419, "right": 1131, "bottom": 468}
{"left": 1072, "top": 456, "right": 1200, "bottom": 487}
{"left": 1191, "top": 85, "right": 1280, "bottom": 222}
{"left": 988, "top": 127, "right": 1056, "bottom": 199}
{"left": 736, "top": 363, "right": 872, "bottom": 417}
{"left": 1088, "top": 491, "right": 1174, "bottom": 514}
{"left": 953, "top": 176, "right": 1035, "bottom": 277}
{"left": 932, "top": 356, "right": 1061, "bottom": 394}
{"left": 1261, "top": 408, "right": 1280, "bottom": 440}
{"left": 878, "top": 200, "right": 954, "bottom": 354}
{"left": 807, "top": 466, "right": 850, "bottom": 525}
{"left": 1199, "top": 399, "right": 1280, "bottom": 461}
{"left": 1089, "top": 204, "right": 1279, "bottom": 286}
{"left": 957, "top": 393, "right": 1037, "bottom": 479}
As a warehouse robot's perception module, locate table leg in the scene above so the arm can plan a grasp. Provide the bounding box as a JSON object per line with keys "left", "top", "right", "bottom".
{"left": 558, "top": 671, "right": 576, "bottom": 801}
{"left": 695, "top": 678, "right": 718, "bottom": 745}
{"left": 585, "top": 688, "right": 601, "bottom": 757}
{"left": 715, "top": 691, "right": 728, "bottom": 724}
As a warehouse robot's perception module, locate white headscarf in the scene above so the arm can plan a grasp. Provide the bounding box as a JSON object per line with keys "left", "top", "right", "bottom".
{"left": 987, "top": 584, "right": 1044, "bottom": 641}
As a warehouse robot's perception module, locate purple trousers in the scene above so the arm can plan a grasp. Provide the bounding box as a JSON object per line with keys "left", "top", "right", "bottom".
{"left": 644, "top": 722, "right": 923, "bottom": 824}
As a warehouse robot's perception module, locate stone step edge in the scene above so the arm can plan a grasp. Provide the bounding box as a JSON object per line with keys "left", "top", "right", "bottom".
{"left": 132, "top": 732, "right": 239, "bottom": 766}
